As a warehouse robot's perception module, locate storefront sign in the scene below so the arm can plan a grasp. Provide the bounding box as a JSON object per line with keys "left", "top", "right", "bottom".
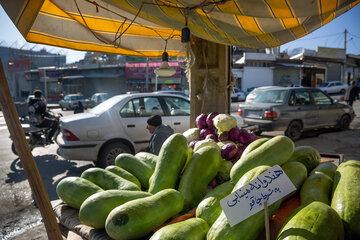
{"left": 7, "top": 59, "right": 31, "bottom": 72}
{"left": 220, "top": 165, "right": 296, "bottom": 227}
{"left": 125, "top": 61, "right": 181, "bottom": 79}
{"left": 151, "top": 77, "right": 181, "bottom": 84}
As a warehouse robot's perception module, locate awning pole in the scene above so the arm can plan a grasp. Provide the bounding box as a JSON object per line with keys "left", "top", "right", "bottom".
{"left": 0, "top": 60, "right": 63, "bottom": 240}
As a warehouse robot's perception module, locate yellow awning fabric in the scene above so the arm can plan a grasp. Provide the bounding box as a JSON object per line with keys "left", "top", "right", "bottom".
{"left": 1, "top": 0, "right": 359, "bottom": 58}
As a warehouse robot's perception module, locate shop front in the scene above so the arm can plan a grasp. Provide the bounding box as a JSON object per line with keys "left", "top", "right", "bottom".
{"left": 126, "top": 61, "right": 185, "bottom": 92}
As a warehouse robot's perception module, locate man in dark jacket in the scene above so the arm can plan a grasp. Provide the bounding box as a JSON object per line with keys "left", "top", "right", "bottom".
{"left": 28, "top": 90, "right": 58, "bottom": 143}
{"left": 138, "top": 115, "right": 174, "bottom": 155}
{"left": 345, "top": 81, "right": 359, "bottom": 107}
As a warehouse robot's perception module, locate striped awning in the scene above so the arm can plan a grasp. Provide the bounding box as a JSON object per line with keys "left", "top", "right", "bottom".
{"left": 1, "top": 0, "right": 359, "bottom": 58}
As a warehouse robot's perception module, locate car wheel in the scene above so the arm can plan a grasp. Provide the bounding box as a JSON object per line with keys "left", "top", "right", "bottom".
{"left": 336, "top": 115, "right": 351, "bottom": 130}
{"left": 60, "top": 104, "right": 65, "bottom": 111}
{"left": 285, "top": 121, "right": 302, "bottom": 141}
{"left": 97, "top": 142, "right": 132, "bottom": 168}
{"left": 340, "top": 89, "right": 346, "bottom": 94}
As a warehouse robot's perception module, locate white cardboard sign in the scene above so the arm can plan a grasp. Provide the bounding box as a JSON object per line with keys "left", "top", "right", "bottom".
{"left": 220, "top": 165, "right": 296, "bottom": 227}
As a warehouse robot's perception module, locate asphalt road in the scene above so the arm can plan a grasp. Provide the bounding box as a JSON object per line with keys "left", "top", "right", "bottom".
{"left": 0, "top": 98, "right": 359, "bottom": 239}
{"left": 0, "top": 108, "right": 94, "bottom": 239}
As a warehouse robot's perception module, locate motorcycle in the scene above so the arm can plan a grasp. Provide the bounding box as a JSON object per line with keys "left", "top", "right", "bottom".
{"left": 11, "top": 113, "right": 62, "bottom": 156}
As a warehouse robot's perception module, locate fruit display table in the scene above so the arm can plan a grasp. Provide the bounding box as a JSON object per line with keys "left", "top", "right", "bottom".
{"left": 53, "top": 153, "right": 344, "bottom": 240}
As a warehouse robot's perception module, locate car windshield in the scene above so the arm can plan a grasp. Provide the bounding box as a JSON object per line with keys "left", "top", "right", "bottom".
{"left": 252, "top": 90, "right": 287, "bottom": 103}
{"left": 89, "top": 96, "right": 125, "bottom": 115}
{"left": 71, "top": 95, "right": 84, "bottom": 100}
{"left": 319, "top": 83, "right": 329, "bottom": 87}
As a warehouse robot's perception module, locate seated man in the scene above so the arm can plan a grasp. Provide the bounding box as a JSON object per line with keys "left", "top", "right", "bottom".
{"left": 28, "top": 90, "right": 58, "bottom": 143}
{"left": 138, "top": 115, "right": 174, "bottom": 155}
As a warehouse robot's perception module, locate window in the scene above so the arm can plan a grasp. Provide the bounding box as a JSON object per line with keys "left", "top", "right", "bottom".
{"left": 144, "top": 97, "right": 164, "bottom": 116}
{"left": 164, "top": 97, "right": 190, "bottom": 116}
{"left": 253, "top": 90, "right": 287, "bottom": 103}
{"left": 120, "top": 100, "right": 136, "bottom": 117}
{"left": 293, "top": 90, "right": 311, "bottom": 105}
{"left": 312, "top": 90, "right": 332, "bottom": 105}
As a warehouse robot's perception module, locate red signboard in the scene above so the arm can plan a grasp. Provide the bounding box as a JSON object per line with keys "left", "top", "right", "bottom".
{"left": 7, "top": 59, "right": 31, "bottom": 72}
{"left": 125, "top": 61, "right": 182, "bottom": 79}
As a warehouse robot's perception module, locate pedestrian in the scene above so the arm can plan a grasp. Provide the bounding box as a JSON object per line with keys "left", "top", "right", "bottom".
{"left": 138, "top": 115, "right": 174, "bottom": 155}
{"left": 74, "top": 101, "right": 85, "bottom": 114}
{"left": 344, "top": 81, "right": 359, "bottom": 107}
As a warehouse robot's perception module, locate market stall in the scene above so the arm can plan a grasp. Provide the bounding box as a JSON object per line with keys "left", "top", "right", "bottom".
{"left": 0, "top": 1, "right": 359, "bottom": 239}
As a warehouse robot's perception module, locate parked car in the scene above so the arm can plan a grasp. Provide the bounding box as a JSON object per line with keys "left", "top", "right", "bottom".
{"left": 237, "top": 86, "right": 355, "bottom": 140}
{"left": 26, "top": 95, "right": 47, "bottom": 104}
{"left": 154, "top": 90, "right": 189, "bottom": 98}
{"left": 285, "top": 83, "right": 303, "bottom": 87}
{"left": 126, "top": 91, "right": 140, "bottom": 94}
{"left": 58, "top": 94, "right": 91, "bottom": 110}
{"left": 56, "top": 93, "right": 191, "bottom": 167}
{"left": 90, "top": 93, "right": 111, "bottom": 107}
{"left": 245, "top": 86, "right": 276, "bottom": 103}
{"left": 317, "top": 81, "right": 348, "bottom": 94}
{"left": 231, "top": 87, "right": 246, "bottom": 102}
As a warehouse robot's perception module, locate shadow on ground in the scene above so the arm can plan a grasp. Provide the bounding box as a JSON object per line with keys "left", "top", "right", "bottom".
{"left": 6, "top": 154, "right": 94, "bottom": 201}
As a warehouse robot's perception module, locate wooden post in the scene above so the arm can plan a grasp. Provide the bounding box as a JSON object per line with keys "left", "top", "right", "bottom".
{"left": 264, "top": 200, "right": 270, "bottom": 240}
{"left": 189, "top": 37, "right": 232, "bottom": 127}
{"left": 0, "top": 60, "right": 63, "bottom": 239}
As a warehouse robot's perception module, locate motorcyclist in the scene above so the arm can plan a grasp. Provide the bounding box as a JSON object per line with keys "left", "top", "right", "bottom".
{"left": 28, "top": 89, "right": 58, "bottom": 144}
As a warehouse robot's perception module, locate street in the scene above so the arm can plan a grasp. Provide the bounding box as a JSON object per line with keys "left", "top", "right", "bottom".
{"left": 0, "top": 107, "right": 94, "bottom": 239}
{"left": 0, "top": 99, "right": 359, "bottom": 239}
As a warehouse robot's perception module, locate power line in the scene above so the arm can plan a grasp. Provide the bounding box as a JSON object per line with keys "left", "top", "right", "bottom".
{"left": 348, "top": 32, "right": 360, "bottom": 39}
{"left": 295, "top": 32, "right": 343, "bottom": 41}
{"left": 329, "top": 33, "right": 343, "bottom": 48}
{"left": 350, "top": 40, "right": 360, "bottom": 53}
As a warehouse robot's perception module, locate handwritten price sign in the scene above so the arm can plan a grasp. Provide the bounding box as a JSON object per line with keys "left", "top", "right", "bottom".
{"left": 220, "top": 165, "right": 296, "bottom": 227}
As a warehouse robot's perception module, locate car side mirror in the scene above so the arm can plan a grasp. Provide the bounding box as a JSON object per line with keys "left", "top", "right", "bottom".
{"left": 333, "top": 99, "right": 339, "bottom": 104}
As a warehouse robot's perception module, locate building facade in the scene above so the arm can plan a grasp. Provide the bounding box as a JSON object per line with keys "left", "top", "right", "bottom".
{"left": 0, "top": 46, "right": 66, "bottom": 99}
{"left": 232, "top": 46, "right": 360, "bottom": 92}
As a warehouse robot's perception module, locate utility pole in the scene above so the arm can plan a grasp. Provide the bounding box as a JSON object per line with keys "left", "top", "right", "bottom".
{"left": 343, "top": 29, "right": 347, "bottom": 84}
{"left": 145, "top": 58, "right": 149, "bottom": 92}
{"left": 344, "top": 29, "right": 347, "bottom": 53}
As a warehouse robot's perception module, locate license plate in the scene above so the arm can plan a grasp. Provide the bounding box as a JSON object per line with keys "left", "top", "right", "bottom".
{"left": 246, "top": 110, "right": 262, "bottom": 118}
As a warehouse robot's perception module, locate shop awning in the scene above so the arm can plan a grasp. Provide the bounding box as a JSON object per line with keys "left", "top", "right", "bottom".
{"left": 1, "top": 0, "right": 359, "bottom": 58}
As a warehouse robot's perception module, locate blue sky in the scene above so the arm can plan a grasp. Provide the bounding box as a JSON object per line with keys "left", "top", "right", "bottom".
{"left": 280, "top": 4, "right": 360, "bottom": 55}
{"left": 0, "top": 3, "right": 359, "bottom": 63}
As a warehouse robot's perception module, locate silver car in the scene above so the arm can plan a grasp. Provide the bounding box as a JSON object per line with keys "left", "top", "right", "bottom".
{"left": 317, "top": 81, "right": 348, "bottom": 94}
{"left": 56, "top": 93, "right": 190, "bottom": 167}
{"left": 59, "top": 94, "right": 91, "bottom": 110}
{"left": 237, "top": 87, "right": 355, "bottom": 140}
{"left": 231, "top": 87, "right": 246, "bottom": 102}
{"left": 89, "top": 93, "right": 111, "bottom": 107}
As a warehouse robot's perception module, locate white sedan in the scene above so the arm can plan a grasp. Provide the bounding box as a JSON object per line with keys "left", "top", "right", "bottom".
{"left": 56, "top": 93, "right": 190, "bottom": 167}
{"left": 317, "top": 81, "right": 348, "bottom": 94}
